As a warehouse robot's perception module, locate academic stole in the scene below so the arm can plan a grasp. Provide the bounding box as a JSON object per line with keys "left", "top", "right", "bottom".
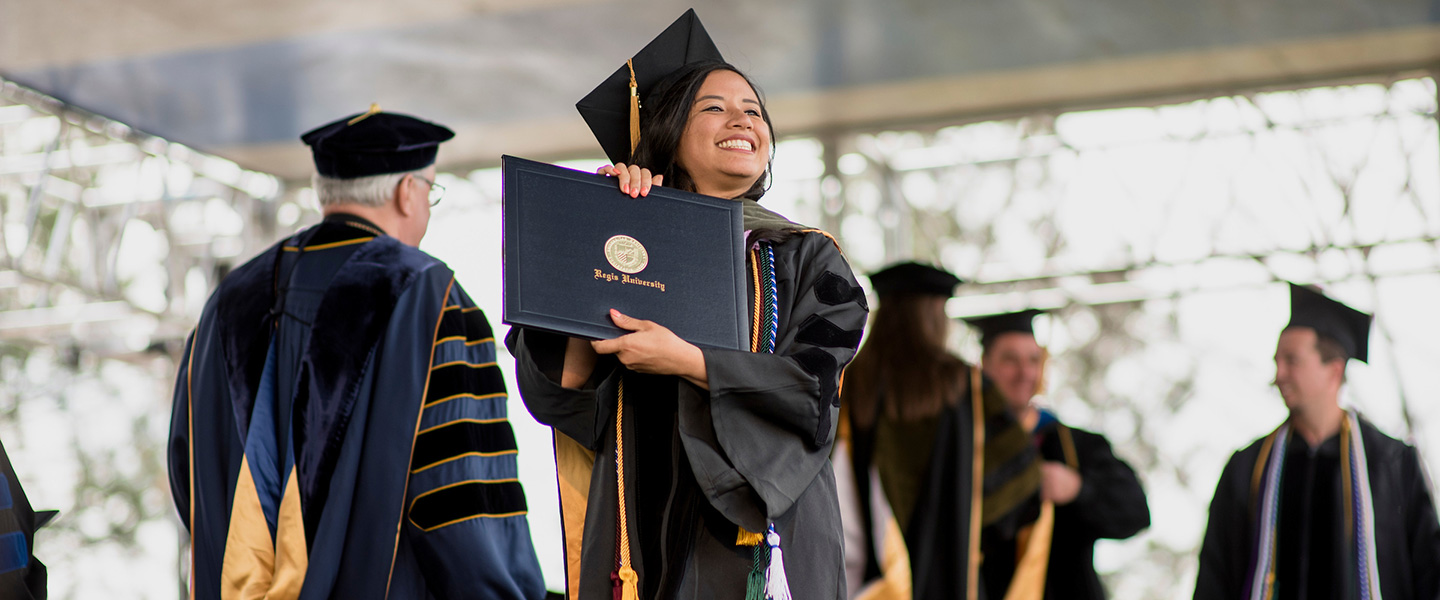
{"left": 1246, "top": 410, "right": 1382, "bottom": 600}
{"left": 735, "top": 241, "right": 792, "bottom": 600}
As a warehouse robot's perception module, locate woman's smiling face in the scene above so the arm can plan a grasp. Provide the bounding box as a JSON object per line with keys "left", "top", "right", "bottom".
{"left": 674, "top": 69, "right": 771, "bottom": 198}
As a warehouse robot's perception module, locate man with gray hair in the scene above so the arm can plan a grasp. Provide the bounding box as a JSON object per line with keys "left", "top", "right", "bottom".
{"left": 168, "top": 108, "right": 546, "bottom": 599}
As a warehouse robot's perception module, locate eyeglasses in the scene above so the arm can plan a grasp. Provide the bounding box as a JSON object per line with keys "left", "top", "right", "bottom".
{"left": 414, "top": 174, "right": 446, "bottom": 206}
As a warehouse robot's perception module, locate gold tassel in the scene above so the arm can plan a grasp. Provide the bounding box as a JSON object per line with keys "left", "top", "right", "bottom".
{"left": 626, "top": 59, "right": 641, "bottom": 158}
{"left": 618, "top": 564, "right": 639, "bottom": 600}
{"left": 347, "top": 103, "right": 382, "bottom": 126}
{"left": 736, "top": 526, "right": 764, "bottom": 546}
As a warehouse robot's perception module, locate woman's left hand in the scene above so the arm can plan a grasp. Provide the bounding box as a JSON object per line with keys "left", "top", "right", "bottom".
{"left": 592, "top": 309, "right": 708, "bottom": 389}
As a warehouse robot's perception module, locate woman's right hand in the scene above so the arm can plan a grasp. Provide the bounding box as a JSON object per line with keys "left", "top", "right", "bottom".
{"left": 596, "top": 163, "right": 663, "bottom": 198}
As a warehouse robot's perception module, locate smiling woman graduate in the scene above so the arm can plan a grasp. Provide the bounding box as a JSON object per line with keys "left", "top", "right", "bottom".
{"left": 506, "top": 9, "right": 868, "bottom": 600}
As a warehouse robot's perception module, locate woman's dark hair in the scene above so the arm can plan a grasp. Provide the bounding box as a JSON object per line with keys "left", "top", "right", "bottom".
{"left": 845, "top": 293, "right": 970, "bottom": 431}
{"left": 630, "top": 60, "right": 775, "bottom": 201}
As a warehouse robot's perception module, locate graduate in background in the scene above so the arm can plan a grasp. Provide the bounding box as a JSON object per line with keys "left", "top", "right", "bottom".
{"left": 509, "top": 10, "right": 866, "bottom": 600}
{"left": 842, "top": 262, "right": 1046, "bottom": 600}
{"left": 965, "top": 309, "right": 1149, "bottom": 600}
{"left": 1193, "top": 283, "right": 1440, "bottom": 600}
{"left": 168, "top": 110, "right": 545, "bottom": 599}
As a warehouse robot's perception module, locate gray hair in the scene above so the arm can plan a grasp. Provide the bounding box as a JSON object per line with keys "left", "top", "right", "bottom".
{"left": 312, "top": 168, "right": 425, "bottom": 208}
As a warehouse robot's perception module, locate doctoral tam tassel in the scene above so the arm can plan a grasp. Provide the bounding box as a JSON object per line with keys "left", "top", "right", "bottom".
{"left": 764, "top": 524, "right": 792, "bottom": 600}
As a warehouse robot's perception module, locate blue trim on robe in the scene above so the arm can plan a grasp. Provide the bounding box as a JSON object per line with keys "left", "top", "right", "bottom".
{"left": 0, "top": 532, "right": 26, "bottom": 574}
{"left": 241, "top": 338, "right": 284, "bottom": 537}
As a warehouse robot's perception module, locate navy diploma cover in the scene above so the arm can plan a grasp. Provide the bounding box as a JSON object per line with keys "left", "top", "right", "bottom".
{"left": 501, "top": 156, "right": 748, "bottom": 350}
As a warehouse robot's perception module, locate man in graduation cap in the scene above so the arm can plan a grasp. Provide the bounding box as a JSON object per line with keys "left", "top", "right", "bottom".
{"left": 965, "top": 309, "right": 1149, "bottom": 600}
{"left": 167, "top": 108, "right": 546, "bottom": 599}
{"left": 1193, "top": 283, "right": 1440, "bottom": 600}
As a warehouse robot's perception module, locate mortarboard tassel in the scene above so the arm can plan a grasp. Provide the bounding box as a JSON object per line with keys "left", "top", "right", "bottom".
{"left": 763, "top": 524, "right": 792, "bottom": 600}
{"left": 626, "top": 59, "right": 641, "bottom": 158}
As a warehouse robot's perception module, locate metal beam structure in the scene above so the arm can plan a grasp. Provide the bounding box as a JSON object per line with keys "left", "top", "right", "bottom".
{"left": 0, "top": 79, "right": 284, "bottom": 361}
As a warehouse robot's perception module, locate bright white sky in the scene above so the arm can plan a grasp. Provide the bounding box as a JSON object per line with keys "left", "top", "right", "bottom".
{"left": 7, "top": 78, "right": 1438, "bottom": 599}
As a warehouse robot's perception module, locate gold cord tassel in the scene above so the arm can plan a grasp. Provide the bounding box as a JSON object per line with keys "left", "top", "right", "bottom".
{"left": 616, "top": 378, "right": 639, "bottom": 600}
{"left": 347, "top": 103, "right": 382, "bottom": 126}
{"left": 626, "top": 59, "right": 641, "bottom": 158}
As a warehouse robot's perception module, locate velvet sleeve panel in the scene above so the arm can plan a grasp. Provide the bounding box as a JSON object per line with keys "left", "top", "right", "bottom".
{"left": 168, "top": 331, "right": 196, "bottom": 530}
{"left": 681, "top": 232, "right": 868, "bottom": 530}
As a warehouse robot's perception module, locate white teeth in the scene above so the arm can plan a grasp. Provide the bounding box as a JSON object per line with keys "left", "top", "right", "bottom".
{"left": 718, "top": 139, "right": 753, "bottom": 151}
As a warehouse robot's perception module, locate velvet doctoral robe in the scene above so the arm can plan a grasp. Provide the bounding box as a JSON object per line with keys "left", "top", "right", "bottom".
{"left": 0, "top": 437, "right": 53, "bottom": 600}
{"left": 168, "top": 215, "right": 545, "bottom": 599}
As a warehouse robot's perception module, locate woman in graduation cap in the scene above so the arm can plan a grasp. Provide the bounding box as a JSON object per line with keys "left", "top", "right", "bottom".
{"left": 506, "top": 10, "right": 868, "bottom": 600}
{"left": 840, "top": 262, "right": 1046, "bottom": 600}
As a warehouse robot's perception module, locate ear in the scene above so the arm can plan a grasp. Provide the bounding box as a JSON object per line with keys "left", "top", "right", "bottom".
{"left": 1325, "top": 358, "right": 1347, "bottom": 386}
{"left": 394, "top": 174, "right": 417, "bottom": 218}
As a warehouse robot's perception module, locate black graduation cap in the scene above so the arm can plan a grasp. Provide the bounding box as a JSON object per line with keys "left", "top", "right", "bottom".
{"left": 576, "top": 8, "right": 724, "bottom": 164}
{"left": 300, "top": 105, "right": 455, "bottom": 179}
{"left": 867, "top": 262, "right": 962, "bottom": 297}
{"left": 963, "top": 309, "right": 1045, "bottom": 349}
{"left": 1287, "top": 283, "right": 1373, "bottom": 363}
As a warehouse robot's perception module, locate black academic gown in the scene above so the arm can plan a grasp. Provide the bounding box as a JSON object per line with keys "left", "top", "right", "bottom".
{"left": 169, "top": 215, "right": 545, "bottom": 599}
{"left": 1194, "top": 417, "right": 1440, "bottom": 600}
{"left": 509, "top": 212, "right": 867, "bottom": 600}
{"left": 1032, "top": 420, "right": 1149, "bottom": 600}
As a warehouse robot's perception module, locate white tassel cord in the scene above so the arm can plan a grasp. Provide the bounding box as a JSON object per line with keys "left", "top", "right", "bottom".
{"left": 764, "top": 523, "right": 793, "bottom": 600}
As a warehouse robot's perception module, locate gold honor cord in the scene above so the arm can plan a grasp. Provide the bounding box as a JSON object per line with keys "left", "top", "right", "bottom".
{"left": 614, "top": 379, "right": 639, "bottom": 600}
{"left": 1248, "top": 431, "right": 1280, "bottom": 520}
{"left": 1057, "top": 426, "right": 1079, "bottom": 470}
{"left": 626, "top": 60, "right": 641, "bottom": 158}
{"left": 968, "top": 366, "right": 985, "bottom": 600}
{"left": 735, "top": 245, "right": 767, "bottom": 547}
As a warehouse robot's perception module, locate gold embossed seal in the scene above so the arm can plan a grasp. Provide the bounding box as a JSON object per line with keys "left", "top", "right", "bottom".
{"left": 604, "top": 235, "right": 649, "bottom": 274}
